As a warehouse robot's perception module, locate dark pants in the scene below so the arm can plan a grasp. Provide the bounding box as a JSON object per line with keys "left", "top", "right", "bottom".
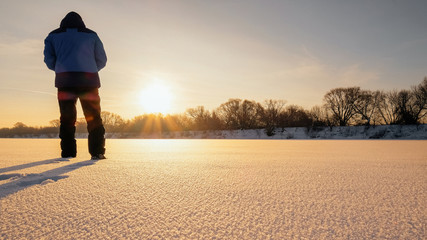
{"left": 58, "top": 87, "right": 105, "bottom": 157}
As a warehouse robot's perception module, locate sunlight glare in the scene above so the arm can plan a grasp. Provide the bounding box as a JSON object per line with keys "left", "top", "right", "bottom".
{"left": 139, "top": 81, "right": 173, "bottom": 114}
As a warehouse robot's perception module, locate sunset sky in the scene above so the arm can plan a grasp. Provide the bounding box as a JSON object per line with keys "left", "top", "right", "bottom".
{"left": 0, "top": 0, "right": 426, "bottom": 127}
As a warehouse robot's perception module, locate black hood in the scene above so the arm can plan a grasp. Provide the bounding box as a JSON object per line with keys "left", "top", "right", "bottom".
{"left": 60, "top": 12, "right": 86, "bottom": 28}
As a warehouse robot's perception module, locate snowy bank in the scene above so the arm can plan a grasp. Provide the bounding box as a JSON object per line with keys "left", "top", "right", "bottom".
{"left": 104, "top": 124, "right": 427, "bottom": 140}
{"left": 7, "top": 124, "right": 427, "bottom": 140}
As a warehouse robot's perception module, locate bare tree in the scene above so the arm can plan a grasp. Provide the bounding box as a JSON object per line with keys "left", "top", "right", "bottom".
{"left": 208, "top": 111, "right": 224, "bottom": 130}
{"left": 353, "top": 90, "right": 381, "bottom": 126}
{"left": 323, "top": 87, "right": 361, "bottom": 126}
{"left": 258, "top": 99, "right": 286, "bottom": 136}
{"left": 280, "top": 105, "right": 312, "bottom": 128}
{"left": 309, "top": 105, "right": 328, "bottom": 127}
{"left": 394, "top": 82, "right": 426, "bottom": 125}
{"left": 411, "top": 77, "right": 427, "bottom": 123}
{"left": 238, "top": 100, "right": 261, "bottom": 129}
{"left": 101, "top": 111, "right": 125, "bottom": 132}
{"left": 217, "top": 99, "right": 241, "bottom": 129}
{"left": 186, "top": 106, "right": 211, "bottom": 130}
{"left": 167, "top": 114, "right": 191, "bottom": 131}
{"left": 76, "top": 117, "right": 87, "bottom": 133}
{"left": 377, "top": 90, "right": 399, "bottom": 125}
{"left": 395, "top": 90, "right": 416, "bottom": 124}
{"left": 216, "top": 99, "right": 262, "bottom": 130}
{"left": 49, "top": 119, "right": 60, "bottom": 128}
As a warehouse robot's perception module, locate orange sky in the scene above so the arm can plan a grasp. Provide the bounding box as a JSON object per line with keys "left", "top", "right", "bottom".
{"left": 0, "top": 0, "right": 426, "bottom": 127}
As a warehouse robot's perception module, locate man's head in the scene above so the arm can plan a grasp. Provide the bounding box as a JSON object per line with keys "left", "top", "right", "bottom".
{"left": 60, "top": 11, "right": 86, "bottom": 29}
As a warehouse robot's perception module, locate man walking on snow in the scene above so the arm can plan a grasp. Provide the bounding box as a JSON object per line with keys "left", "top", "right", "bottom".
{"left": 44, "top": 11, "right": 107, "bottom": 160}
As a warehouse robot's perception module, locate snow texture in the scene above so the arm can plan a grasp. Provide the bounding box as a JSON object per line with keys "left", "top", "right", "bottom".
{"left": 0, "top": 139, "right": 426, "bottom": 239}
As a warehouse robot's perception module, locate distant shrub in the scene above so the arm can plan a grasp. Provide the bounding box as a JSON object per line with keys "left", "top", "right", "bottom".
{"left": 369, "top": 129, "right": 387, "bottom": 139}
{"left": 265, "top": 127, "right": 275, "bottom": 136}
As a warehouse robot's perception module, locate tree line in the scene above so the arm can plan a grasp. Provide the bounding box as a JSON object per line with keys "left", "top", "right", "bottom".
{"left": 1, "top": 78, "right": 425, "bottom": 137}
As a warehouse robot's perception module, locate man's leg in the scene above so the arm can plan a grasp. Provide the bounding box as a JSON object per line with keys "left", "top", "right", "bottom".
{"left": 80, "top": 88, "right": 105, "bottom": 157}
{"left": 58, "top": 90, "right": 78, "bottom": 158}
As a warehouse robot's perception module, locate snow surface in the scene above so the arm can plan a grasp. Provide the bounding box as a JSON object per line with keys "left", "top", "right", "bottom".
{"left": 0, "top": 139, "right": 426, "bottom": 239}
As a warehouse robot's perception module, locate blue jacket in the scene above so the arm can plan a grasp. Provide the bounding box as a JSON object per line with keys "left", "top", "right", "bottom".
{"left": 44, "top": 12, "right": 107, "bottom": 88}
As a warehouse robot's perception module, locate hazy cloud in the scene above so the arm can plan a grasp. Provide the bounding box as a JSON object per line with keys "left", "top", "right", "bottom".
{"left": 0, "top": 37, "right": 42, "bottom": 56}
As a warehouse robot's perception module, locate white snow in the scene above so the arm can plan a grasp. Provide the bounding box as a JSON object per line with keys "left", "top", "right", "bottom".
{"left": 0, "top": 139, "right": 426, "bottom": 239}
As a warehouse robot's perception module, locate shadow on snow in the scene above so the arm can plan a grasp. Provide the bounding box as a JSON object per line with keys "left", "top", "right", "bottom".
{"left": 0, "top": 158, "right": 71, "bottom": 174}
{"left": 0, "top": 159, "right": 97, "bottom": 199}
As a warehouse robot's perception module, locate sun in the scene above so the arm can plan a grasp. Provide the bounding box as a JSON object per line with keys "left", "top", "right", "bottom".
{"left": 139, "top": 81, "right": 173, "bottom": 114}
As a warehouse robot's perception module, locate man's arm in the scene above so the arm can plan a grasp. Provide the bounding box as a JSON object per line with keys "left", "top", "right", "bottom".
{"left": 94, "top": 36, "right": 107, "bottom": 71}
{"left": 43, "top": 36, "right": 56, "bottom": 71}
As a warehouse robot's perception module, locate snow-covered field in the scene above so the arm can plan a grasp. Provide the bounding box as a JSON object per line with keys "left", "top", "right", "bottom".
{"left": 0, "top": 139, "right": 426, "bottom": 239}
